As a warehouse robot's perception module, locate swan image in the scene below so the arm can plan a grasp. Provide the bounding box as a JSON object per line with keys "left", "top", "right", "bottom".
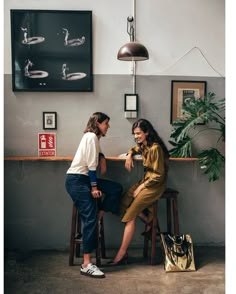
{"left": 62, "top": 28, "right": 85, "bottom": 47}
{"left": 62, "top": 63, "right": 69, "bottom": 79}
{"left": 61, "top": 63, "right": 86, "bottom": 80}
{"left": 24, "top": 59, "right": 48, "bottom": 78}
{"left": 24, "top": 59, "right": 33, "bottom": 76}
{"left": 21, "top": 27, "right": 45, "bottom": 45}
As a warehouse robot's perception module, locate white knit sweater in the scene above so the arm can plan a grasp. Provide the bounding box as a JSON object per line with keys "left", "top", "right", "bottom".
{"left": 67, "top": 132, "right": 101, "bottom": 176}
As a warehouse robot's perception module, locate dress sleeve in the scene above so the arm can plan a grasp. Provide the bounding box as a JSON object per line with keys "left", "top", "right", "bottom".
{"left": 143, "top": 144, "right": 165, "bottom": 188}
{"left": 127, "top": 145, "right": 140, "bottom": 156}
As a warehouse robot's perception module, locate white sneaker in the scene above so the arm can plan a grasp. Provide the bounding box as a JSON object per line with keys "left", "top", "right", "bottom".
{"left": 80, "top": 263, "right": 105, "bottom": 278}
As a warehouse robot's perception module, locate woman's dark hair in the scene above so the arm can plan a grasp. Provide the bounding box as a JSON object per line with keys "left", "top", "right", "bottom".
{"left": 84, "top": 112, "right": 110, "bottom": 136}
{"left": 132, "top": 118, "right": 169, "bottom": 158}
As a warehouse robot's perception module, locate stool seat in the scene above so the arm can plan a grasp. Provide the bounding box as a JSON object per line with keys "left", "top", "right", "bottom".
{"left": 69, "top": 204, "right": 106, "bottom": 267}
{"left": 143, "top": 188, "right": 180, "bottom": 265}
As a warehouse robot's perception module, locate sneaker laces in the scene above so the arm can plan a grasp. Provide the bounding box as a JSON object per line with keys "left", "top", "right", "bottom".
{"left": 90, "top": 264, "right": 99, "bottom": 271}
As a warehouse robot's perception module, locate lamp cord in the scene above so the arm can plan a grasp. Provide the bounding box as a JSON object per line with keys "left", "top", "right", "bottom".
{"left": 161, "top": 46, "right": 224, "bottom": 77}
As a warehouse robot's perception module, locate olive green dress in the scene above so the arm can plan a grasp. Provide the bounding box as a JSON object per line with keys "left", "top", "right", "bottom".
{"left": 121, "top": 143, "right": 168, "bottom": 223}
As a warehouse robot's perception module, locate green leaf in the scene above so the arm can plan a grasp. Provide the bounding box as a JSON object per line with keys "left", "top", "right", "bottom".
{"left": 169, "top": 137, "right": 192, "bottom": 158}
{"left": 198, "top": 148, "right": 225, "bottom": 181}
{"left": 169, "top": 92, "right": 225, "bottom": 181}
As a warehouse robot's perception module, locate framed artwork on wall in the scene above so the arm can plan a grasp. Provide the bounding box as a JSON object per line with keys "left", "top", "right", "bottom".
{"left": 43, "top": 112, "right": 57, "bottom": 130}
{"left": 171, "top": 80, "right": 207, "bottom": 123}
{"left": 124, "top": 94, "right": 138, "bottom": 111}
{"left": 11, "top": 10, "right": 93, "bottom": 92}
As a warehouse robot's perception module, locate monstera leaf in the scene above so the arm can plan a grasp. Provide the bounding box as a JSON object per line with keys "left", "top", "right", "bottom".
{"left": 169, "top": 136, "right": 192, "bottom": 158}
{"left": 198, "top": 148, "right": 225, "bottom": 182}
{"left": 169, "top": 92, "right": 225, "bottom": 181}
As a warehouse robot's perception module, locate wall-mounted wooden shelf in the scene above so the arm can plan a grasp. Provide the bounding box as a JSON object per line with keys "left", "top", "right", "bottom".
{"left": 4, "top": 156, "right": 198, "bottom": 161}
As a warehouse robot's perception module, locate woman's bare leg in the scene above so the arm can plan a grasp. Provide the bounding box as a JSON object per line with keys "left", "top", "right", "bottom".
{"left": 112, "top": 219, "right": 136, "bottom": 262}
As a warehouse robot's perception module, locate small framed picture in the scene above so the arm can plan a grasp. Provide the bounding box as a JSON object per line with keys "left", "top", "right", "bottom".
{"left": 124, "top": 94, "right": 138, "bottom": 111}
{"left": 171, "top": 80, "right": 207, "bottom": 123}
{"left": 43, "top": 112, "right": 57, "bottom": 130}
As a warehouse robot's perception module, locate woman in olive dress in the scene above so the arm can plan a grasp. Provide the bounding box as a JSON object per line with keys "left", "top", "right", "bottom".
{"left": 110, "top": 118, "right": 169, "bottom": 265}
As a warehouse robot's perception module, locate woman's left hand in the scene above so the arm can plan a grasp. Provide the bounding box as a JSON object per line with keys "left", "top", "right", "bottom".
{"left": 91, "top": 188, "right": 102, "bottom": 198}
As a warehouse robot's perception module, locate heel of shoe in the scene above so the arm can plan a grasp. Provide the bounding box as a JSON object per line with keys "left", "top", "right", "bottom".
{"left": 108, "top": 252, "right": 128, "bottom": 266}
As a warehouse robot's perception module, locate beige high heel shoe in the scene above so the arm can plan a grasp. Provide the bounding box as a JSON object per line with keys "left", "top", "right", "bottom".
{"left": 107, "top": 252, "right": 128, "bottom": 266}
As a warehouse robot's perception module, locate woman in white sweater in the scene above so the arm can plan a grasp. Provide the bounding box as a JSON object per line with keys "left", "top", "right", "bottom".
{"left": 65, "top": 112, "right": 123, "bottom": 278}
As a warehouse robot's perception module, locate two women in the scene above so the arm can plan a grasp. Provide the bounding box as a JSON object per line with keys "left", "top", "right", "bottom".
{"left": 66, "top": 114, "right": 169, "bottom": 277}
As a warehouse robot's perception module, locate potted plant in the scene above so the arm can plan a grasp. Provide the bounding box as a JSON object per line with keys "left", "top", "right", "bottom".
{"left": 169, "top": 92, "right": 225, "bottom": 181}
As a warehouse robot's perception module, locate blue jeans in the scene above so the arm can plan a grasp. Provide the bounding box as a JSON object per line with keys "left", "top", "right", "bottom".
{"left": 65, "top": 174, "right": 123, "bottom": 253}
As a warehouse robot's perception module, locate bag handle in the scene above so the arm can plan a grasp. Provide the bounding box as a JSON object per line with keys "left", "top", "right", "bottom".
{"left": 167, "top": 234, "right": 190, "bottom": 257}
{"left": 170, "top": 248, "right": 187, "bottom": 257}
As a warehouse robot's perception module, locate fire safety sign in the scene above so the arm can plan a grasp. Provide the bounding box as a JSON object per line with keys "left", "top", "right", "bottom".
{"left": 38, "top": 133, "right": 56, "bottom": 157}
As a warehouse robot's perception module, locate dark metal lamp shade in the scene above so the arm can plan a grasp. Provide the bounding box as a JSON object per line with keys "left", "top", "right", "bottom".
{"left": 117, "top": 41, "right": 149, "bottom": 61}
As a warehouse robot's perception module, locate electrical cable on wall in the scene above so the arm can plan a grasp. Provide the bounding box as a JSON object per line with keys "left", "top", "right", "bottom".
{"left": 132, "top": 0, "right": 136, "bottom": 94}
{"left": 160, "top": 46, "right": 224, "bottom": 77}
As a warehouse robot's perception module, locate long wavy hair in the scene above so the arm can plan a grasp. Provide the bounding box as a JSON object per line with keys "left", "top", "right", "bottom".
{"left": 84, "top": 112, "right": 110, "bottom": 136}
{"left": 132, "top": 118, "right": 169, "bottom": 158}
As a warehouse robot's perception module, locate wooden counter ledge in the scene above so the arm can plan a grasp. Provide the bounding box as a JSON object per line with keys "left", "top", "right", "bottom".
{"left": 4, "top": 156, "right": 198, "bottom": 161}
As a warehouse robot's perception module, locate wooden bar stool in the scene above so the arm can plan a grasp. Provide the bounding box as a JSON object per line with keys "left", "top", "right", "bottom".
{"left": 69, "top": 204, "right": 106, "bottom": 267}
{"left": 143, "top": 188, "right": 180, "bottom": 265}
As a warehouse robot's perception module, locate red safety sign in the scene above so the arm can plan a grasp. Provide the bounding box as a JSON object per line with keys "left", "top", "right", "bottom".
{"left": 38, "top": 133, "right": 56, "bottom": 157}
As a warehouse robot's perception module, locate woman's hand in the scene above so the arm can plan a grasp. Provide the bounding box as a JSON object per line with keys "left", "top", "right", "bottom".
{"left": 91, "top": 187, "right": 102, "bottom": 198}
{"left": 125, "top": 154, "right": 134, "bottom": 172}
{"left": 99, "top": 157, "right": 107, "bottom": 175}
{"left": 133, "top": 184, "right": 145, "bottom": 198}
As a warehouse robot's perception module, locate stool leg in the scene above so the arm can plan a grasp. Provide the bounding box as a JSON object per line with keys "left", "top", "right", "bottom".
{"left": 143, "top": 224, "right": 149, "bottom": 258}
{"left": 166, "top": 198, "right": 172, "bottom": 234}
{"left": 96, "top": 219, "right": 102, "bottom": 267}
{"left": 95, "top": 200, "right": 102, "bottom": 267}
{"left": 100, "top": 218, "right": 106, "bottom": 258}
{"left": 69, "top": 205, "right": 77, "bottom": 266}
{"left": 150, "top": 202, "right": 158, "bottom": 265}
{"left": 173, "top": 197, "right": 180, "bottom": 234}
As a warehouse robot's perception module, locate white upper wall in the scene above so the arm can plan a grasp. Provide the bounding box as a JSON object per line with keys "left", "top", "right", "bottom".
{"left": 4, "top": 0, "right": 225, "bottom": 76}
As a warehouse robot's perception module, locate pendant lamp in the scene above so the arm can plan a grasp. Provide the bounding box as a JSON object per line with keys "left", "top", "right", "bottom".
{"left": 117, "top": 16, "right": 149, "bottom": 61}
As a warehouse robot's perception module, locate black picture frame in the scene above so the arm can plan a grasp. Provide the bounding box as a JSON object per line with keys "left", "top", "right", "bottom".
{"left": 171, "top": 80, "right": 207, "bottom": 123}
{"left": 11, "top": 9, "right": 93, "bottom": 92}
{"left": 43, "top": 112, "right": 57, "bottom": 130}
{"left": 124, "top": 94, "right": 139, "bottom": 111}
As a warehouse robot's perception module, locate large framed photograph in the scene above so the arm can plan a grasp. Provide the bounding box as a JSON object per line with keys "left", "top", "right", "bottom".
{"left": 171, "top": 80, "right": 207, "bottom": 123}
{"left": 11, "top": 10, "right": 93, "bottom": 92}
{"left": 43, "top": 112, "right": 57, "bottom": 130}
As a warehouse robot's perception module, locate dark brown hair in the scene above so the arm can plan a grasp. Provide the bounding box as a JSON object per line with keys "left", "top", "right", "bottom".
{"left": 84, "top": 112, "right": 110, "bottom": 136}
{"left": 132, "top": 118, "right": 169, "bottom": 158}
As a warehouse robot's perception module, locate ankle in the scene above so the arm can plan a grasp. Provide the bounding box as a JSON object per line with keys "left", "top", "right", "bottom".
{"left": 82, "top": 263, "right": 89, "bottom": 268}
{"left": 116, "top": 249, "right": 127, "bottom": 259}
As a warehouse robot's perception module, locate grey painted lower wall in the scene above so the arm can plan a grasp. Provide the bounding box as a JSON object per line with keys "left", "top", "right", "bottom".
{"left": 4, "top": 74, "right": 225, "bottom": 250}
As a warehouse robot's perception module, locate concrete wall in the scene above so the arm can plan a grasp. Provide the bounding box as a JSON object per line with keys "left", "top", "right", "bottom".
{"left": 4, "top": 75, "right": 225, "bottom": 250}
{"left": 4, "top": 0, "right": 225, "bottom": 250}
{"left": 4, "top": 0, "right": 225, "bottom": 76}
